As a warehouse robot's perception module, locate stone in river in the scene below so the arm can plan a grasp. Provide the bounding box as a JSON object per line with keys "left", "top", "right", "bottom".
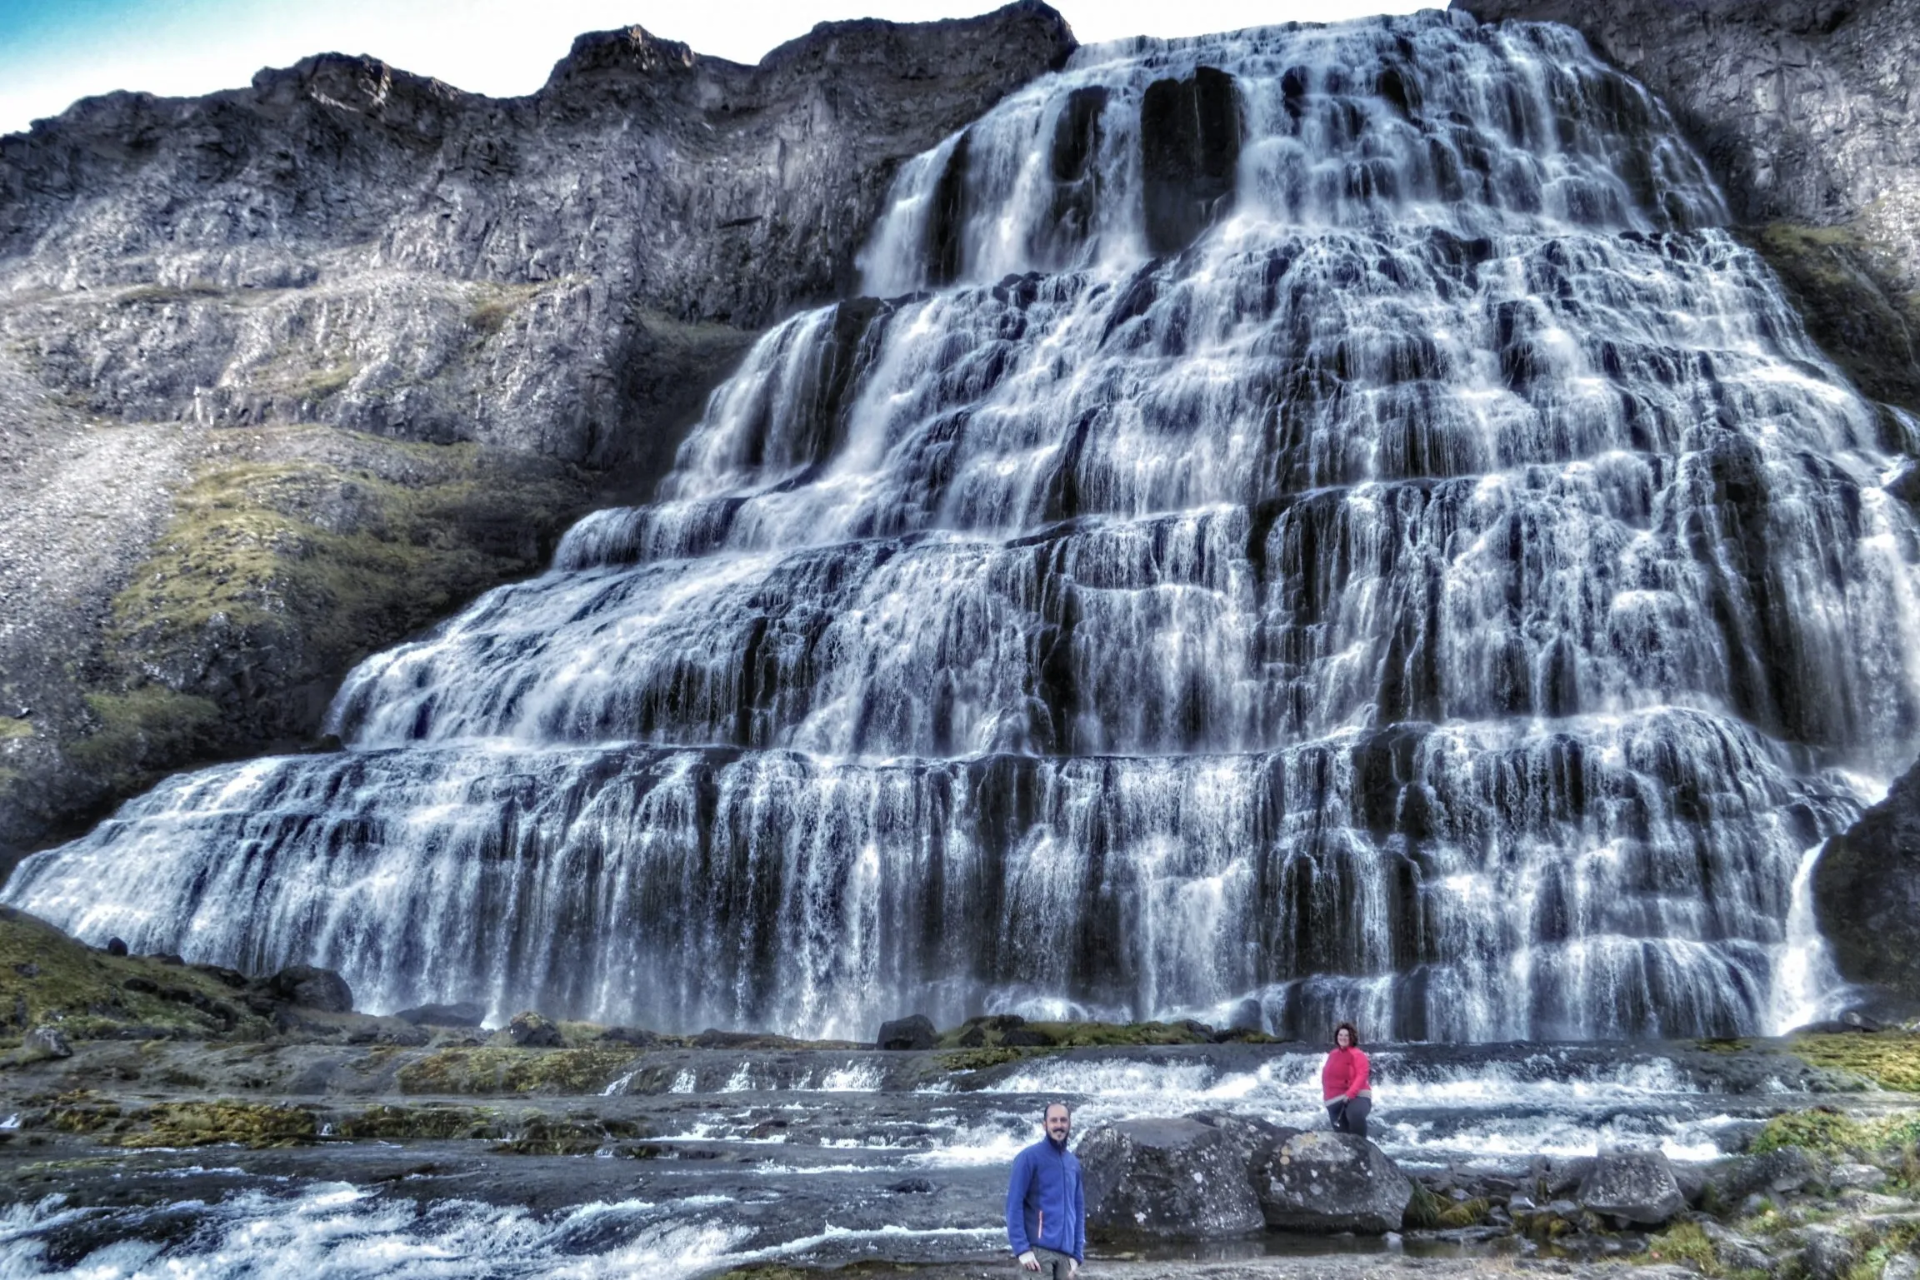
{"left": 1256, "top": 1130, "right": 1412, "bottom": 1234}
{"left": 875, "top": 1015, "right": 937, "bottom": 1050}
{"left": 1079, "top": 1117, "right": 1266, "bottom": 1237}
{"left": 1577, "top": 1147, "right": 1684, "bottom": 1225}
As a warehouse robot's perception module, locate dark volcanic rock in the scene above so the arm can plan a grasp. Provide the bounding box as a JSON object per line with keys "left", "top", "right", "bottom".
{"left": 1576, "top": 1147, "right": 1684, "bottom": 1225}
{"left": 507, "top": 1011, "right": 565, "bottom": 1047}
{"left": 1452, "top": 0, "right": 1920, "bottom": 416}
{"left": 1140, "top": 66, "right": 1243, "bottom": 255}
{"left": 264, "top": 964, "right": 354, "bottom": 1013}
{"left": 875, "top": 1015, "right": 937, "bottom": 1051}
{"left": 1078, "top": 1117, "right": 1266, "bottom": 1237}
{"left": 1255, "top": 1129, "right": 1412, "bottom": 1234}
{"left": 394, "top": 1001, "right": 487, "bottom": 1028}
{"left": 1815, "top": 761, "right": 1920, "bottom": 1003}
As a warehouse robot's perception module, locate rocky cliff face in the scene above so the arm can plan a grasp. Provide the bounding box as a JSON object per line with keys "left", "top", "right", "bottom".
{"left": 1815, "top": 764, "right": 1920, "bottom": 1014}
{"left": 0, "top": 2, "right": 1075, "bottom": 866}
{"left": 1454, "top": 0, "right": 1920, "bottom": 419}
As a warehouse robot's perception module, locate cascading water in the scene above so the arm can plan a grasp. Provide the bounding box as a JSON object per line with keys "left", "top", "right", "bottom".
{"left": 9, "top": 12, "right": 1918, "bottom": 1040}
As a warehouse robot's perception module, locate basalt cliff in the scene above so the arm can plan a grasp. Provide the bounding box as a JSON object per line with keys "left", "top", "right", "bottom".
{"left": 0, "top": 1, "right": 1074, "bottom": 864}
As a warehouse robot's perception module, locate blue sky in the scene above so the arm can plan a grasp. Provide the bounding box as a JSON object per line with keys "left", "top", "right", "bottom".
{"left": 0, "top": 0, "right": 1431, "bottom": 136}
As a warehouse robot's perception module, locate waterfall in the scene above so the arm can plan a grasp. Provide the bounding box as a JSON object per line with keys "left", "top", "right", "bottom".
{"left": 9, "top": 12, "right": 1916, "bottom": 1040}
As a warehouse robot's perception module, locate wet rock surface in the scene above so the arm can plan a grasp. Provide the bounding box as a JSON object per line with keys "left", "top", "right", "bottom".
{"left": 1080, "top": 1117, "right": 1267, "bottom": 1237}
{"left": 1575, "top": 1147, "right": 1683, "bottom": 1225}
{"left": 1, "top": 1002, "right": 1918, "bottom": 1277}
{"left": 0, "top": 2, "right": 1075, "bottom": 861}
{"left": 1816, "top": 759, "right": 1920, "bottom": 1006}
{"left": 1256, "top": 1131, "right": 1413, "bottom": 1235}
{"left": 1454, "top": 0, "right": 1920, "bottom": 417}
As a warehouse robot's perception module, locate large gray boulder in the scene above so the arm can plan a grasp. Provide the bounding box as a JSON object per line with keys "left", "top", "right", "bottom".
{"left": 264, "top": 963, "right": 354, "bottom": 1013}
{"left": 875, "top": 1015, "right": 937, "bottom": 1051}
{"left": 1814, "top": 761, "right": 1920, "bottom": 1007}
{"left": 1255, "top": 1130, "right": 1412, "bottom": 1234}
{"left": 1577, "top": 1147, "right": 1684, "bottom": 1225}
{"left": 1078, "top": 1118, "right": 1266, "bottom": 1237}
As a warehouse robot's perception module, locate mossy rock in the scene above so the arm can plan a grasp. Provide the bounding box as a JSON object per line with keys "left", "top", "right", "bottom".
{"left": 118, "top": 1100, "right": 319, "bottom": 1148}
{"left": 395, "top": 1047, "right": 636, "bottom": 1095}
{"left": 0, "top": 906, "right": 267, "bottom": 1044}
{"left": 334, "top": 1104, "right": 492, "bottom": 1141}
{"left": 1742, "top": 218, "right": 1920, "bottom": 419}
{"left": 1791, "top": 1033, "right": 1920, "bottom": 1093}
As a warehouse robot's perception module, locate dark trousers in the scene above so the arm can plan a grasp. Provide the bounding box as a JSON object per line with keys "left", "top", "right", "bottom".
{"left": 1031, "top": 1246, "right": 1075, "bottom": 1280}
{"left": 1327, "top": 1095, "right": 1372, "bottom": 1139}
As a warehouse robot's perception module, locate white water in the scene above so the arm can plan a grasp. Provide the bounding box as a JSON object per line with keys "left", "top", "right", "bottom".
{"left": 8, "top": 12, "right": 1916, "bottom": 1040}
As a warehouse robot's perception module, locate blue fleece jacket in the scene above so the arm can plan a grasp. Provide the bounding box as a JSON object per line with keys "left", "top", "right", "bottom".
{"left": 1006, "top": 1136, "right": 1085, "bottom": 1262}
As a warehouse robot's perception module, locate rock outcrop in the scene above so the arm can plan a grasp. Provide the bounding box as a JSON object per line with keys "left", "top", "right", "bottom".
{"left": 1814, "top": 760, "right": 1920, "bottom": 1007}
{"left": 1078, "top": 1117, "right": 1268, "bottom": 1237}
{"left": 0, "top": 3, "right": 1075, "bottom": 866}
{"left": 1453, "top": 0, "right": 1920, "bottom": 420}
{"left": 1255, "top": 1130, "right": 1412, "bottom": 1234}
{"left": 1576, "top": 1148, "right": 1685, "bottom": 1226}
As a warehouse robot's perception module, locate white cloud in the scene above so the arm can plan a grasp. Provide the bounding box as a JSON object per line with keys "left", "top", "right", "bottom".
{"left": 0, "top": 0, "right": 1436, "bottom": 136}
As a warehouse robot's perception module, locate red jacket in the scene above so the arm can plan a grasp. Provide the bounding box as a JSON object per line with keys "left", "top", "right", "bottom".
{"left": 1322, "top": 1046, "right": 1371, "bottom": 1101}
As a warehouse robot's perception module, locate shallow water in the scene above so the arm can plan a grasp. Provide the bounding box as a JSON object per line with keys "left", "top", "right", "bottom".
{"left": 0, "top": 1040, "right": 1879, "bottom": 1278}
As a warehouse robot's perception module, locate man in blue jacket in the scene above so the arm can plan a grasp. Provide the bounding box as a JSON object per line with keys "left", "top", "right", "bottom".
{"left": 1006, "top": 1101, "right": 1084, "bottom": 1278}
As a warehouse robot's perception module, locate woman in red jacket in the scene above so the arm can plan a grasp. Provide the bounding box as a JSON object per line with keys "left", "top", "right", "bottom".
{"left": 1321, "top": 1021, "right": 1372, "bottom": 1138}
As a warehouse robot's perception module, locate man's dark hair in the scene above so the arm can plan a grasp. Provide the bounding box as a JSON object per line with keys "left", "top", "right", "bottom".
{"left": 1043, "top": 1100, "right": 1072, "bottom": 1119}
{"left": 1333, "top": 1021, "right": 1360, "bottom": 1047}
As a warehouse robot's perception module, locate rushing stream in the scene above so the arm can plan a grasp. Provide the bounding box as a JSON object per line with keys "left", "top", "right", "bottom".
{"left": 9, "top": 12, "right": 1919, "bottom": 1039}
{"left": 0, "top": 1041, "right": 1881, "bottom": 1278}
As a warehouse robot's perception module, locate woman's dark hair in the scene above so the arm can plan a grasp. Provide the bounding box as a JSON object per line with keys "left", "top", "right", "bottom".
{"left": 1333, "top": 1021, "right": 1359, "bottom": 1047}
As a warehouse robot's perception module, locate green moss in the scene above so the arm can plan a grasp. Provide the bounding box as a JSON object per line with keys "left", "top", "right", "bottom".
{"left": 1791, "top": 1033, "right": 1920, "bottom": 1093}
{"left": 1402, "top": 1181, "right": 1442, "bottom": 1229}
{"left": 120, "top": 1100, "right": 318, "bottom": 1148}
{"left": 66, "top": 688, "right": 222, "bottom": 785}
{"left": 466, "top": 283, "right": 547, "bottom": 337}
{"left": 396, "top": 1047, "right": 635, "bottom": 1095}
{"left": 290, "top": 362, "right": 356, "bottom": 401}
{"left": 1435, "top": 1196, "right": 1490, "bottom": 1229}
{"left": 1026, "top": 1020, "right": 1221, "bottom": 1047}
{"left": 111, "top": 431, "right": 585, "bottom": 671}
{"left": 0, "top": 907, "right": 260, "bottom": 1043}
{"left": 934, "top": 1047, "right": 1043, "bottom": 1072}
{"left": 1647, "top": 1220, "right": 1720, "bottom": 1272}
{"left": 1747, "top": 1107, "right": 1920, "bottom": 1164}
{"left": 1752, "top": 1109, "right": 1867, "bottom": 1156}
{"left": 335, "top": 1104, "right": 491, "bottom": 1140}
{"left": 0, "top": 717, "right": 30, "bottom": 740}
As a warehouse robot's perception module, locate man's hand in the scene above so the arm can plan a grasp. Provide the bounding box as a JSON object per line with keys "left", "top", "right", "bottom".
{"left": 1018, "top": 1252, "right": 1040, "bottom": 1272}
{"left": 1069, "top": 1259, "right": 1080, "bottom": 1278}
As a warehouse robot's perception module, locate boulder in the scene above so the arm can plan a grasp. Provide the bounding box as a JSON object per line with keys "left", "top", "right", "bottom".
{"left": 1798, "top": 1225, "right": 1859, "bottom": 1280}
{"left": 263, "top": 964, "right": 354, "bottom": 1013}
{"left": 875, "top": 1014, "right": 937, "bottom": 1051}
{"left": 1255, "top": 1130, "right": 1412, "bottom": 1234}
{"left": 507, "top": 1010, "right": 564, "bottom": 1048}
{"left": 1814, "top": 760, "right": 1920, "bottom": 1003}
{"left": 104, "top": 937, "right": 128, "bottom": 957}
{"left": 393, "top": 1001, "right": 487, "bottom": 1028}
{"left": 1079, "top": 1117, "right": 1266, "bottom": 1237}
{"left": 1188, "top": 1111, "right": 1297, "bottom": 1176}
{"left": 1831, "top": 1162, "right": 1888, "bottom": 1190}
{"left": 17, "top": 1026, "right": 72, "bottom": 1061}
{"left": 1712, "top": 1146, "right": 1830, "bottom": 1202}
{"left": 1576, "top": 1147, "right": 1684, "bottom": 1225}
